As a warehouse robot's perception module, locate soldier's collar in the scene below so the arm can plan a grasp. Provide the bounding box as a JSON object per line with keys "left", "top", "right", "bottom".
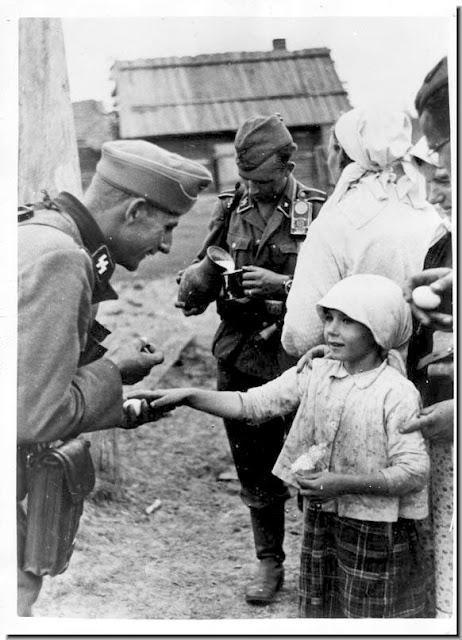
{"left": 239, "top": 174, "right": 297, "bottom": 215}
{"left": 53, "top": 192, "right": 118, "bottom": 303}
{"left": 277, "top": 174, "right": 297, "bottom": 218}
{"left": 236, "top": 192, "right": 252, "bottom": 213}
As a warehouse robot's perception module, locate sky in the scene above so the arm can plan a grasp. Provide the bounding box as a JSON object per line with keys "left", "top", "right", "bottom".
{"left": 60, "top": 10, "right": 454, "bottom": 115}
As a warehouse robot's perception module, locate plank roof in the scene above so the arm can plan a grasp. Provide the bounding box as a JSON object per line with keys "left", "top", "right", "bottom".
{"left": 111, "top": 46, "right": 350, "bottom": 138}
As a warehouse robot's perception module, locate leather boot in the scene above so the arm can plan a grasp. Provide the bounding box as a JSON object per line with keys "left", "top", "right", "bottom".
{"left": 245, "top": 504, "right": 285, "bottom": 605}
{"left": 245, "top": 558, "right": 284, "bottom": 605}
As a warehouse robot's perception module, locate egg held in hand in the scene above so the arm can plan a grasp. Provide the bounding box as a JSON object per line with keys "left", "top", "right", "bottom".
{"left": 123, "top": 398, "right": 143, "bottom": 417}
{"left": 412, "top": 285, "right": 441, "bottom": 310}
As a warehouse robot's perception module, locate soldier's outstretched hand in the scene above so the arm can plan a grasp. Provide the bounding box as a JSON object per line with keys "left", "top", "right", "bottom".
{"left": 122, "top": 393, "right": 173, "bottom": 429}
{"left": 174, "top": 299, "right": 209, "bottom": 316}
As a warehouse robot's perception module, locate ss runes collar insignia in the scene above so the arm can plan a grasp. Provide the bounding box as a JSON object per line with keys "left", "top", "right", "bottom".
{"left": 92, "top": 245, "right": 115, "bottom": 283}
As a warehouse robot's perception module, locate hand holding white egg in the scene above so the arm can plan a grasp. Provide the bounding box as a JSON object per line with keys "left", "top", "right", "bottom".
{"left": 411, "top": 286, "right": 441, "bottom": 311}
{"left": 123, "top": 398, "right": 143, "bottom": 416}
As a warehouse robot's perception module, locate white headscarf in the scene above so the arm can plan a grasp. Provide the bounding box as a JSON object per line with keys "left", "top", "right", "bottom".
{"left": 330, "top": 107, "right": 429, "bottom": 209}
{"left": 316, "top": 274, "right": 412, "bottom": 375}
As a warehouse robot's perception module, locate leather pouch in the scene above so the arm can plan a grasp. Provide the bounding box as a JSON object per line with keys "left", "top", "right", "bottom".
{"left": 22, "top": 438, "right": 95, "bottom": 577}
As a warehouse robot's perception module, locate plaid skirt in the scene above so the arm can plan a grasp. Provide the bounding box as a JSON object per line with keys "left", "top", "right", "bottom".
{"left": 299, "top": 505, "right": 427, "bottom": 618}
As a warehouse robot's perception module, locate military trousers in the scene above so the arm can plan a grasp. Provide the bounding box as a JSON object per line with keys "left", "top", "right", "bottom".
{"left": 217, "top": 363, "right": 292, "bottom": 510}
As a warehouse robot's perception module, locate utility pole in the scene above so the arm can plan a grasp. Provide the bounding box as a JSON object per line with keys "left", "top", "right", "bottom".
{"left": 18, "top": 17, "right": 121, "bottom": 497}
{"left": 18, "top": 18, "right": 82, "bottom": 201}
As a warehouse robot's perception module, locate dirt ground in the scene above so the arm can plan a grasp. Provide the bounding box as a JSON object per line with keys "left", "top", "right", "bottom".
{"left": 33, "top": 275, "right": 304, "bottom": 621}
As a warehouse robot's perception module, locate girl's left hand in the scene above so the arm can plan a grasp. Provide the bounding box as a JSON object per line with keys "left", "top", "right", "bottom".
{"left": 296, "top": 471, "right": 347, "bottom": 500}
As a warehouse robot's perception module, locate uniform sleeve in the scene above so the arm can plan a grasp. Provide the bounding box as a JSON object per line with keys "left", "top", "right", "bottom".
{"left": 379, "top": 383, "right": 430, "bottom": 495}
{"left": 17, "top": 248, "right": 123, "bottom": 444}
{"left": 194, "top": 198, "right": 229, "bottom": 261}
{"left": 281, "top": 213, "right": 345, "bottom": 357}
{"left": 239, "top": 366, "right": 305, "bottom": 424}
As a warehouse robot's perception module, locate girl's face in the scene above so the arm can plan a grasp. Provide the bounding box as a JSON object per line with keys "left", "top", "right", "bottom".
{"left": 322, "top": 308, "right": 381, "bottom": 374}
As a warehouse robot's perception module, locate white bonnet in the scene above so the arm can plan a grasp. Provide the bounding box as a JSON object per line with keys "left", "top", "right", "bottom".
{"left": 316, "top": 274, "right": 412, "bottom": 353}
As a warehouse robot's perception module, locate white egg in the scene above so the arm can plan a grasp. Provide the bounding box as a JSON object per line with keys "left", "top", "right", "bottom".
{"left": 412, "top": 286, "right": 441, "bottom": 310}
{"left": 123, "top": 398, "right": 142, "bottom": 416}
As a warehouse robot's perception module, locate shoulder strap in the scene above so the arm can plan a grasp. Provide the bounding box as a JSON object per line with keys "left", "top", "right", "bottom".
{"left": 222, "top": 181, "right": 245, "bottom": 237}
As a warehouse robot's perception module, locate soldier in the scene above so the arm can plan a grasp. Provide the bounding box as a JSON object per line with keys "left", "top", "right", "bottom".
{"left": 17, "top": 140, "right": 212, "bottom": 616}
{"left": 177, "top": 114, "right": 326, "bottom": 605}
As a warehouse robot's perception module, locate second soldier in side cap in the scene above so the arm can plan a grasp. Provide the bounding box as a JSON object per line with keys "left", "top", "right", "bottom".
{"left": 176, "top": 114, "right": 326, "bottom": 605}
{"left": 17, "top": 140, "right": 212, "bottom": 616}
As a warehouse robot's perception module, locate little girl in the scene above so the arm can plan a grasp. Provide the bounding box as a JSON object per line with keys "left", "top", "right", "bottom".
{"left": 128, "top": 274, "right": 429, "bottom": 618}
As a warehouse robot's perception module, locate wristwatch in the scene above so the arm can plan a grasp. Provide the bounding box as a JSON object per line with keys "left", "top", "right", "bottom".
{"left": 283, "top": 278, "right": 293, "bottom": 295}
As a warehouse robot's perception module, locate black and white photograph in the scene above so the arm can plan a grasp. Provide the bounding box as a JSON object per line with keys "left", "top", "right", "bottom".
{"left": 1, "top": 0, "right": 457, "bottom": 635}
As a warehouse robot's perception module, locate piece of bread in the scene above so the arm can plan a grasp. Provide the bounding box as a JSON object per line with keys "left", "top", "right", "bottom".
{"left": 291, "top": 443, "right": 329, "bottom": 474}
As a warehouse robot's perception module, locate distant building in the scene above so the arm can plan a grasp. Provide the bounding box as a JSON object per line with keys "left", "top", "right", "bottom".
{"left": 72, "top": 99, "right": 117, "bottom": 190}
{"left": 110, "top": 39, "right": 351, "bottom": 192}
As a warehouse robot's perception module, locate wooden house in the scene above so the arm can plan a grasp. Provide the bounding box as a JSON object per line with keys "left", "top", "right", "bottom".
{"left": 110, "top": 39, "right": 351, "bottom": 192}
{"left": 72, "top": 99, "right": 117, "bottom": 190}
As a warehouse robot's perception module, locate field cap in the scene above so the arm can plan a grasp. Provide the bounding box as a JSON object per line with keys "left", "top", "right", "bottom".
{"left": 234, "top": 114, "right": 295, "bottom": 177}
{"left": 96, "top": 140, "right": 213, "bottom": 215}
{"left": 415, "top": 56, "right": 448, "bottom": 115}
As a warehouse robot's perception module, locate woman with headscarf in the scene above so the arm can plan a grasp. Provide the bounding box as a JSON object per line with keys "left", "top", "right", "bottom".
{"left": 401, "top": 56, "right": 454, "bottom": 620}
{"left": 281, "top": 106, "right": 446, "bottom": 359}
{"left": 129, "top": 274, "right": 430, "bottom": 618}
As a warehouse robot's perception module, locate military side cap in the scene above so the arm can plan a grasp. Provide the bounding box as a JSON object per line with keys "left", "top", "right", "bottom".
{"left": 234, "top": 114, "right": 294, "bottom": 173}
{"left": 96, "top": 140, "right": 213, "bottom": 215}
{"left": 415, "top": 56, "right": 448, "bottom": 114}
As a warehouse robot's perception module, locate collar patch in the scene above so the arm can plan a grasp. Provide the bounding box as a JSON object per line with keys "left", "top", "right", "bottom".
{"left": 92, "top": 245, "right": 114, "bottom": 282}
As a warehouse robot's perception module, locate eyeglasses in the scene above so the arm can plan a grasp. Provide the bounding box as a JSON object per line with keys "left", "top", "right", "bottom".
{"left": 426, "top": 137, "right": 450, "bottom": 169}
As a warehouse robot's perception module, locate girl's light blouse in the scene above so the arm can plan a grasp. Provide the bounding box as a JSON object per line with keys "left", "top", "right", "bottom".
{"left": 238, "top": 358, "right": 429, "bottom": 522}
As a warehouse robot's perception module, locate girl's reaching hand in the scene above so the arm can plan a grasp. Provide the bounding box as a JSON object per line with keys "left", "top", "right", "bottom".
{"left": 147, "top": 388, "right": 193, "bottom": 410}
{"left": 125, "top": 388, "right": 161, "bottom": 402}
{"left": 126, "top": 387, "right": 242, "bottom": 421}
{"left": 125, "top": 388, "right": 190, "bottom": 407}
{"left": 122, "top": 395, "right": 172, "bottom": 428}
{"left": 124, "top": 388, "right": 193, "bottom": 414}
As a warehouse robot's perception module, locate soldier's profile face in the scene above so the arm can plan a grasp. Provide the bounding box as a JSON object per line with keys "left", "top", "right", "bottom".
{"left": 113, "top": 206, "right": 179, "bottom": 271}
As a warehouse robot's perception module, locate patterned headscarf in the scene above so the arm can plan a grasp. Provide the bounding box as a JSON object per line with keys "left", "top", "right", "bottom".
{"left": 330, "top": 107, "right": 429, "bottom": 209}
{"left": 316, "top": 274, "right": 412, "bottom": 375}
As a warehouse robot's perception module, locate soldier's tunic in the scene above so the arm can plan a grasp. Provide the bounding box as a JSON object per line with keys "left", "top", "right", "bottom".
{"left": 18, "top": 192, "right": 123, "bottom": 449}
{"left": 195, "top": 174, "right": 326, "bottom": 512}
{"left": 17, "top": 192, "right": 123, "bottom": 614}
